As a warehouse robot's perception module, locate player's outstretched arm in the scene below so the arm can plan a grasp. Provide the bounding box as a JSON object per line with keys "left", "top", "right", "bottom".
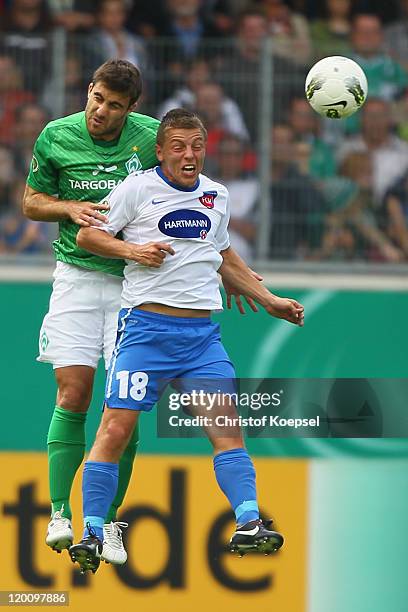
{"left": 77, "top": 227, "right": 175, "bottom": 268}
{"left": 219, "top": 247, "right": 304, "bottom": 326}
{"left": 220, "top": 266, "right": 263, "bottom": 314}
{"left": 23, "top": 185, "right": 110, "bottom": 226}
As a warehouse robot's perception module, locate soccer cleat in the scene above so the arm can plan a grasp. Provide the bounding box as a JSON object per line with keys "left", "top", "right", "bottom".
{"left": 69, "top": 524, "right": 103, "bottom": 574}
{"left": 229, "top": 518, "right": 284, "bottom": 556}
{"left": 102, "top": 521, "right": 128, "bottom": 565}
{"left": 45, "top": 505, "right": 73, "bottom": 553}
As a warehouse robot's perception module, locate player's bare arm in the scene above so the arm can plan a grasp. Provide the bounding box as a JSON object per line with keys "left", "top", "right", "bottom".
{"left": 77, "top": 227, "right": 175, "bottom": 268}
{"left": 222, "top": 273, "right": 260, "bottom": 314}
{"left": 23, "top": 184, "right": 110, "bottom": 227}
{"left": 219, "top": 246, "right": 304, "bottom": 326}
{"left": 220, "top": 250, "right": 263, "bottom": 314}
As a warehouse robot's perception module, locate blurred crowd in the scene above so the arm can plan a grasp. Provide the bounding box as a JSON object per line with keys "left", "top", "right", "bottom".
{"left": 1, "top": 0, "right": 408, "bottom": 262}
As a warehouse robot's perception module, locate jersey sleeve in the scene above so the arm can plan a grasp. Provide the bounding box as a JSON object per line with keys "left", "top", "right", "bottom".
{"left": 98, "top": 176, "right": 139, "bottom": 236}
{"left": 215, "top": 192, "right": 231, "bottom": 251}
{"left": 26, "top": 127, "right": 59, "bottom": 195}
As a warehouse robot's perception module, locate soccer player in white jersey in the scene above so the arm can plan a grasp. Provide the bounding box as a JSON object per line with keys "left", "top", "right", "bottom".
{"left": 23, "top": 59, "right": 260, "bottom": 565}
{"left": 69, "top": 109, "right": 304, "bottom": 574}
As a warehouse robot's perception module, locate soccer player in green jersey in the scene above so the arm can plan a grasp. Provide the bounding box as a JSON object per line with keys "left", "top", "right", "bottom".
{"left": 23, "top": 59, "right": 160, "bottom": 565}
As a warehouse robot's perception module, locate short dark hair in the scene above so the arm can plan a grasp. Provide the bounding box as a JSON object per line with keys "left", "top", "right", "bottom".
{"left": 92, "top": 59, "right": 142, "bottom": 106}
{"left": 156, "top": 108, "right": 208, "bottom": 146}
{"left": 235, "top": 6, "right": 267, "bottom": 30}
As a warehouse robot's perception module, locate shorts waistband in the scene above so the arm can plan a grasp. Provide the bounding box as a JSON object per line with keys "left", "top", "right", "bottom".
{"left": 129, "top": 307, "right": 212, "bottom": 327}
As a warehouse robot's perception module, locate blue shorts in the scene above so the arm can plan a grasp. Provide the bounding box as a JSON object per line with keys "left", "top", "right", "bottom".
{"left": 105, "top": 308, "right": 236, "bottom": 411}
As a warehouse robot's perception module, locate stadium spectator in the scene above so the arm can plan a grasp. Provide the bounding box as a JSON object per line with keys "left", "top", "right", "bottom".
{"left": 0, "top": 177, "right": 47, "bottom": 254}
{"left": 216, "top": 8, "right": 304, "bottom": 141}
{"left": 158, "top": 58, "right": 258, "bottom": 171}
{"left": 214, "top": 134, "right": 258, "bottom": 262}
{"left": 0, "top": 55, "right": 35, "bottom": 146}
{"left": 0, "top": 0, "right": 52, "bottom": 95}
{"left": 160, "top": 0, "right": 221, "bottom": 49}
{"left": 310, "top": 0, "right": 353, "bottom": 58}
{"left": 269, "top": 124, "right": 327, "bottom": 259}
{"left": 288, "top": 96, "right": 336, "bottom": 179}
{"left": 159, "top": 71, "right": 249, "bottom": 152}
{"left": 12, "top": 103, "right": 49, "bottom": 176}
{"left": 124, "top": 0, "right": 165, "bottom": 37}
{"left": 157, "top": 57, "right": 209, "bottom": 115}
{"left": 54, "top": 53, "right": 87, "bottom": 115}
{"left": 150, "top": 0, "right": 221, "bottom": 100}
{"left": 0, "top": 145, "right": 16, "bottom": 216}
{"left": 320, "top": 151, "right": 403, "bottom": 261}
{"left": 351, "top": 0, "right": 400, "bottom": 25}
{"left": 257, "top": 0, "right": 312, "bottom": 65}
{"left": 385, "top": 0, "right": 408, "bottom": 71}
{"left": 193, "top": 82, "right": 250, "bottom": 157}
{"left": 127, "top": 0, "right": 233, "bottom": 39}
{"left": 384, "top": 170, "right": 408, "bottom": 258}
{"left": 40, "top": 50, "right": 87, "bottom": 115}
{"left": 46, "top": 0, "right": 95, "bottom": 32}
{"left": 337, "top": 98, "right": 408, "bottom": 203}
{"left": 82, "top": 0, "right": 149, "bottom": 76}
{"left": 350, "top": 14, "right": 408, "bottom": 102}
{"left": 202, "top": 0, "right": 238, "bottom": 34}
{"left": 156, "top": 57, "right": 249, "bottom": 137}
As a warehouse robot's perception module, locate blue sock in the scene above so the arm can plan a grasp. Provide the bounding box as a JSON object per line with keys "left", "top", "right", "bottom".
{"left": 82, "top": 461, "right": 119, "bottom": 540}
{"left": 213, "top": 448, "right": 259, "bottom": 525}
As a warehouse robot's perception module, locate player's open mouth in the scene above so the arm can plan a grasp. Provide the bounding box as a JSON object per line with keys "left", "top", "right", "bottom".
{"left": 181, "top": 165, "right": 196, "bottom": 175}
{"left": 92, "top": 117, "right": 104, "bottom": 127}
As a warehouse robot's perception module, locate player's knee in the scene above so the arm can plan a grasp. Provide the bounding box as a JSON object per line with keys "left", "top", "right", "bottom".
{"left": 57, "top": 384, "right": 91, "bottom": 412}
{"left": 100, "top": 418, "right": 132, "bottom": 453}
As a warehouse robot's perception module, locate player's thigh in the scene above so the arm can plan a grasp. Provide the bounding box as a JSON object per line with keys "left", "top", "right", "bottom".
{"left": 178, "top": 323, "right": 240, "bottom": 442}
{"left": 38, "top": 271, "right": 104, "bottom": 368}
{"left": 179, "top": 321, "right": 237, "bottom": 398}
{"left": 105, "top": 308, "right": 176, "bottom": 412}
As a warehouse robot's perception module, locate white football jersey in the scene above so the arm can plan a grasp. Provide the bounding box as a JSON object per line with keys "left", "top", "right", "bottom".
{"left": 98, "top": 166, "right": 230, "bottom": 310}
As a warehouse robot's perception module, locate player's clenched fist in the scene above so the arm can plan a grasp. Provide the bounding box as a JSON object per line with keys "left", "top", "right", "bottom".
{"left": 128, "top": 242, "right": 175, "bottom": 267}
{"left": 265, "top": 296, "right": 304, "bottom": 326}
{"left": 66, "top": 200, "right": 110, "bottom": 227}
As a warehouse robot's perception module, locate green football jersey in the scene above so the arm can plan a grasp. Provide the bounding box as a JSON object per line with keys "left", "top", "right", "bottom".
{"left": 27, "top": 111, "right": 160, "bottom": 276}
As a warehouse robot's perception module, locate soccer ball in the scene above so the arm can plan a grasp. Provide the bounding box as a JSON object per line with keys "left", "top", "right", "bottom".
{"left": 305, "top": 56, "right": 368, "bottom": 119}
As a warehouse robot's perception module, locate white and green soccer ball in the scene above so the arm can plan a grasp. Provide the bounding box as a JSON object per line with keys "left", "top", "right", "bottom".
{"left": 305, "top": 56, "right": 368, "bottom": 119}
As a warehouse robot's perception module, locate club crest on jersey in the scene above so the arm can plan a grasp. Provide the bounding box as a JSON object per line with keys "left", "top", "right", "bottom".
{"left": 125, "top": 152, "right": 142, "bottom": 174}
{"left": 199, "top": 191, "right": 217, "bottom": 209}
{"left": 159, "top": 209, "right": 211, "bottom": 239}
{"left": 31, "top": 155, "right": 39, "bottom": 173}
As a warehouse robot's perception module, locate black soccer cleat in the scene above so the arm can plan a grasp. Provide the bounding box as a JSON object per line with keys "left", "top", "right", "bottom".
{"left": 69, "top": 524, "right": 103, "bottom": 574}
{"left": 229, "top": 518, "right": 284, "bottom": 557}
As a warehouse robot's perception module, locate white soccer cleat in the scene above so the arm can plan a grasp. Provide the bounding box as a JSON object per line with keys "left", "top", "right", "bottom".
{"left": 45, "top": 505, "right": 73, "bottom": 553}
{"left": 102, "top": 521, "right": 128, "bottom": 565}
